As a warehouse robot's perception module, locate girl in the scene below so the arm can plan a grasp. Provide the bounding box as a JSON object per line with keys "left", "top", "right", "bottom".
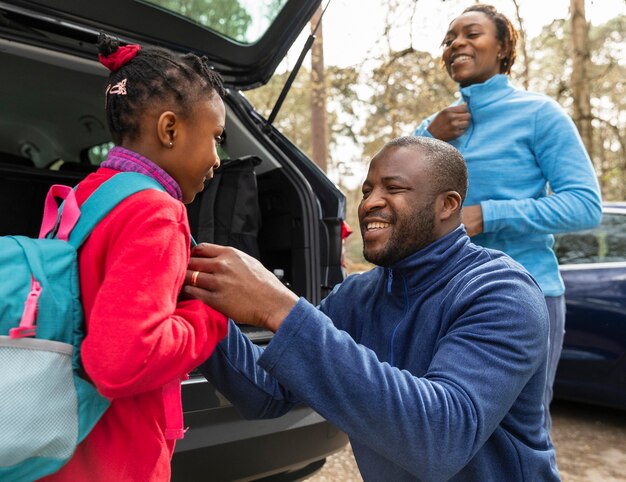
{"left": 43, "top": 34, "right": 229, "bottom": 481}
{"left": 414, "top": 4, "right": 602, "bottom": 431}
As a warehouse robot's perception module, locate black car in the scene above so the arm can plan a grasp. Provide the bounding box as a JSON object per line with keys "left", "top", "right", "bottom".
{"left": 554, "top": 204, "right": 626, "bottom": 410}
{"left": 0, "top": 0, "right": 349, "bottom": 480}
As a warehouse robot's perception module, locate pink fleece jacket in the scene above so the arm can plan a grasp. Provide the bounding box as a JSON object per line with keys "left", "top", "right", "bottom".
{"left": 42, "top": 168, "right": 228, "bottom": 482}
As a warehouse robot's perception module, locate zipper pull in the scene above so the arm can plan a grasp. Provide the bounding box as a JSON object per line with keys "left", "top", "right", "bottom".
{"left": 10, "top": 279, "right": 42, "bottom": 338}
{"left": 387, "top": 269, "right": 393, "bottom": 294}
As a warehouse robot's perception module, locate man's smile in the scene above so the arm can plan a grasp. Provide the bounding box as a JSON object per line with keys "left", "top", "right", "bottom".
{"left": 366, "top": 221, "right": 391, "bottom": 230}
{"left": 362, "top": 220, "right": 392, "bottom": 243}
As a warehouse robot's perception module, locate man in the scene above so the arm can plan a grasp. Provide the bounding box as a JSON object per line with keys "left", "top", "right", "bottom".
{"left": 185, "top": 136, "right": 560, "bottom": 481}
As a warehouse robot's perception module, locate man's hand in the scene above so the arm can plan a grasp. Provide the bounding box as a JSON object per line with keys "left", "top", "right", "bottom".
{"left": 427, "top": 104, "right": 471, "bottom": 141}
{"left": 462, "top": 204, "right": 484, "bottom": 237}
{"left": 184, "top": 243, "right": 299, "bottom": 332}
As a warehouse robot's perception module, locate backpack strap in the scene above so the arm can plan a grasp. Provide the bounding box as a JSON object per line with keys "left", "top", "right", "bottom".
{"left": 67, "top": 172, "right": 166, "bottom": 248}
{"left": 39, "top": 185, "right": 81, "bottom": 241}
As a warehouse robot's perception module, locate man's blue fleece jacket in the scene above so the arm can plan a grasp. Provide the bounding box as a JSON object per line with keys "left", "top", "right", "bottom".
{"left": 201, "top": 227, "right": 560, "bottom": 481}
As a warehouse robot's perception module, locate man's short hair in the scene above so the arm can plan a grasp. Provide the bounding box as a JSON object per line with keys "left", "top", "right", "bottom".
{"left": 383, "top": 136, "right": 468, "bottom": 204}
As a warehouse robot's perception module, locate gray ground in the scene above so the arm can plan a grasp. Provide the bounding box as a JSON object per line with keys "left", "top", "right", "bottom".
{"left": 305, "top": 400, "right": 626, "bottom": 482}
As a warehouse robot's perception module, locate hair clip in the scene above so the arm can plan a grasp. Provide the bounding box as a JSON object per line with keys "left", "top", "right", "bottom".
{"left": 105, "top": 79, "right": 128, "bottom": 96}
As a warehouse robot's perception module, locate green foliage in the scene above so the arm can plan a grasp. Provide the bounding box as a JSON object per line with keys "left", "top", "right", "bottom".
{"left": 146, "top": 0, "right": 253, "bottom": 41}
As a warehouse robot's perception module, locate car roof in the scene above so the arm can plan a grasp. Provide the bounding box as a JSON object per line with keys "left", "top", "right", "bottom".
{"left": 603, "top": 202, "right": 626, "bottom": 211}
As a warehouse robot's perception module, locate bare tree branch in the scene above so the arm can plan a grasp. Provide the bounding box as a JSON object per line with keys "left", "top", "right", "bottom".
{"left": 409, "top": 1, "right": 419, "bottom": 49}
{"left": 511, "top": 0, "right": 530, "bottom": 90}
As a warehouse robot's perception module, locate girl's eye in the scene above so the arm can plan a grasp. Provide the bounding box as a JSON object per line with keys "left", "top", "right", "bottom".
{"left": 215, "top": 135, "right": 223, "bottom": 145}
{"left": 442, "top": 39, "right": 453, "bottom": 47}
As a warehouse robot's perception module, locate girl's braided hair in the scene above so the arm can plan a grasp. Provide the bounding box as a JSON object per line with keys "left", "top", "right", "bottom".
{"left": 463, "top": 4, "right": 518, "bottom": 74}
{"left": 97, "top": 33, "right": 225, "bottom": 145}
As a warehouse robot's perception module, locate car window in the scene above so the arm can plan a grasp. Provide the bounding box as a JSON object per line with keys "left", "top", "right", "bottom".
{"left": 86, "top": 142, "right": 115, "bottom": 166}
{"left": 141, "top": 0, "right": 289, "bottom": 44}
{"left": 555, "top": 212, "right": 626, "bottom": 264}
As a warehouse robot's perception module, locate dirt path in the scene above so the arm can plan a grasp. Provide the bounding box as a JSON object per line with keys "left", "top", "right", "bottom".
{"left": 305, "top": 400, "right": 626, "bottom": 481}
{"left": 552, "top": 400, "right": 626, "bottom": 481}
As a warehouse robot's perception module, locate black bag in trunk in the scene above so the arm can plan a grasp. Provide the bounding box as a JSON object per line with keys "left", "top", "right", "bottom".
{"left": 187, "top": 155, "right": 262, "bottom": 259}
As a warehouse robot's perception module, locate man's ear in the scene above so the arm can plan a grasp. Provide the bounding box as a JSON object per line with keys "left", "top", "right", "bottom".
{"left": 437, "top": 191, "right": 462, "bottom": 221}
{"left": 156, "top": 111, "right": 177, "bottom": 148}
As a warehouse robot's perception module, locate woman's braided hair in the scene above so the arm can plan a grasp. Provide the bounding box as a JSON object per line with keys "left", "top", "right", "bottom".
{"left": 463, "top": 4, "right": 518, "bottom": 74}
{"left": 97, "top": 33, "right": 225, "bottom": 145}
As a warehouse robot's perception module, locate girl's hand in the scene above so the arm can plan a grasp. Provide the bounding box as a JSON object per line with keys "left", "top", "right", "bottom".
{"left": 462, "top": 204, "right": 484, "bottom": 237}
{"left": 427, "top": 104, "right": 471, "bottom": 141}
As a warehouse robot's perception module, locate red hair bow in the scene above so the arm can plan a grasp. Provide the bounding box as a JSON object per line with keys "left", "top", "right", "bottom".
{"left": 98, "top": 44, "right": 141, "bottom": 72}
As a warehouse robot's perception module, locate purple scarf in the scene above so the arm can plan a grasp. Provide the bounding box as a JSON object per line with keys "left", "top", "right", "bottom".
{"left": 101, "top": 146, "right": 183, "bottom": 201}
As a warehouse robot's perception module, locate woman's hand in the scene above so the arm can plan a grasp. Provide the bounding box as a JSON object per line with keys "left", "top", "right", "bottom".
{"left": 427, "top": 104, "right": 471, "bottom": 141}
{"left": 462, "top": 204, "right": 484, "bottom": 237}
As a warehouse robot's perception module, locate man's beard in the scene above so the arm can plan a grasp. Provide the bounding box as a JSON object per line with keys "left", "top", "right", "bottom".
{"left": 363, "top": 201, "right": 437, "bottom": 267}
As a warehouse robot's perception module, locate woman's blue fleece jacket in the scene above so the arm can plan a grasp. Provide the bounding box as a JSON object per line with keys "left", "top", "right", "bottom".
{"left": 201, "top": 227, "right": 560, "bottom": 481}
{"left": 415, "top": 74, "right": 602, "bottom": 296}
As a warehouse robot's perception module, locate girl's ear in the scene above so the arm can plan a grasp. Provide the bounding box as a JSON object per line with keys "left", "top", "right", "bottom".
{"left": 438, "top": 190, "right": 462, "bottom": 221}
{"left": 156, "top": 111, "right": 177, "bottom": 148}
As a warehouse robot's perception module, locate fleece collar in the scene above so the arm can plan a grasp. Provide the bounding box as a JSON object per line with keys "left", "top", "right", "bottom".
{"left": 459, "top": 74, "right": 514, "bottom": 110}
{"left": 385, "top": 226, "right": 470, "bottom": 293}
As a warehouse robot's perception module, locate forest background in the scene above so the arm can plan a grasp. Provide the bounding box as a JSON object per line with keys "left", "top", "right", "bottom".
{"left": 159, "top": 0, "right": 626, "bottom": 271}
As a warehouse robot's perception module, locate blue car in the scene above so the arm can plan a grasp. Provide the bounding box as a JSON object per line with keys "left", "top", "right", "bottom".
{"left": 553, "top": 203, "right": 626, "bottom": 410}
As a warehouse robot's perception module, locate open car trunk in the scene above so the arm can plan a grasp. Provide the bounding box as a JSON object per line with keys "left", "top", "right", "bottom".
{"left": 0, "top": 0, "right": 346, "bottom": 305}
{"left": 0, "top": 0, "right": 349, "bottom": 479}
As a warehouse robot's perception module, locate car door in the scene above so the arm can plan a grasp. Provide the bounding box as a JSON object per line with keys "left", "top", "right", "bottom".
{"left": 554, "top": 207, "right": 626, "bottom": 408}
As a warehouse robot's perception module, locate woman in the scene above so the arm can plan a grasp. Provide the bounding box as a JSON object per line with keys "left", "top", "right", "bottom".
{"left": 414, "top": 4, "right": 602, "bottom": 431}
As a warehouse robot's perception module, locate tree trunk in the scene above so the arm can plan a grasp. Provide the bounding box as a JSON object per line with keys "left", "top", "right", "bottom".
{"left": 570, "top": 0, "right": 593, "bottom": 156}
{"left": 310, "top": 6, "right": 328, "bottom": 172}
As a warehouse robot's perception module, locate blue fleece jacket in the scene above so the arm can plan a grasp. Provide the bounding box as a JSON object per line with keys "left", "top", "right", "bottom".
{"left": 201, "top": 227, "right": 560, "bottom": 481}
{"left": 414, "top": 74, "right": 602, "bottom": 296}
